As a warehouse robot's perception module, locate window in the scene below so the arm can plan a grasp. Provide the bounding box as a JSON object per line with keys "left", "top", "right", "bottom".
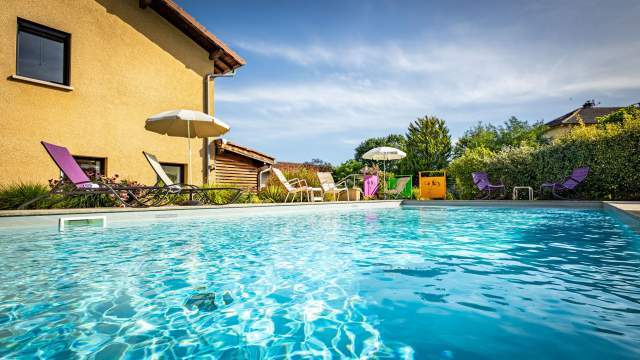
{"left": 73, "top": 156, "right": 106, "bottom": 177}
{"left": 160, "top": 163, "right": 185, "bottom": 184}
{"left": 16, "top": 18, "right": 70, "bottom": 85}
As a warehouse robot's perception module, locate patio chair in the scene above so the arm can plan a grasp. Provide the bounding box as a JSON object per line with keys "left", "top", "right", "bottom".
{"left": 142, "top": 151, "right": 243, "bottom": 205}
{"left": 385, "top": 176, "right": 411, "bottom": 199}
{"left": 19, "top": 142, "right": 160, "bottom": 209}
{"left": 471, "top": 172, "right": 506, "bottom": 199}
{"left": 271, "top": 168, "right": 315, "bottom": 202}
{"left": 317, "top": 172, "right": 351, "bottom": 201}
{"left": 540, "top": 167, "right": 590, "bottom": 199}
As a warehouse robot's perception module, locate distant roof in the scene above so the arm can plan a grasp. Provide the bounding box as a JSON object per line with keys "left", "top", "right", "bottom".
{"left": 214, "top": 139, "right": 275, "bottom": 165}
{"left": 275, "top": 162, "right": 325, "bottom": 171}
{"left": 545, "top": 105, "right": 623, "bottom": 127}
{"left": 140, "top": 0, "right": 245, "bottom": 74}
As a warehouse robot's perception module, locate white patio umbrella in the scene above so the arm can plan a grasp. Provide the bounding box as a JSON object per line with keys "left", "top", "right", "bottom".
{"left": 145, "top": 109, "right": 230, "bottom": 184}
{"left": 362, "top": 146, "right": 407, "bottom": 198}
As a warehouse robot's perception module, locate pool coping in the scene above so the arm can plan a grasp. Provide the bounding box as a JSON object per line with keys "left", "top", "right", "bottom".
{"left": 0, "top": 201, "right": 403, "bottom": 229}
{"left": 0, "top": 200, "right": 638, "bottom": 230}
{"left": 403, "top": 200, "right": 640, "bottom": 218}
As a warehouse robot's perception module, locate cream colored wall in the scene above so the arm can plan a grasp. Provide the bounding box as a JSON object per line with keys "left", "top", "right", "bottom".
{"left": 0, "top": 0, "right": 217, "bottom": 186}
{"left": 542, "top": 124, "right": 596, "bottom": 140}
{"left": 543, "top": 126, "right": 570, "bottom": 140}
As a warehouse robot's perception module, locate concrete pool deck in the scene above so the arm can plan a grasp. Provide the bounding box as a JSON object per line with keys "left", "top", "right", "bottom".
{"left": 0, "top": 200, "right": 638, "bottom": 230}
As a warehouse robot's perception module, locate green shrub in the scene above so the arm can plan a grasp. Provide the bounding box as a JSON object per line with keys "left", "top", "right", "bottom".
{"left": 258, "top": 166, "right": 321, "bottom": 203}
{"left": 597, "top": 105, "right": 640, "bottom": 125}
{"left": 258, "top": 184, "right": 287, "bottom": 203}
{"left": 411, "top": 186, "right": 420, "bottom": 200}
{"left": 333, "top": 159, "right": 364, "bottom": 182}
{"left": 448, "top": 109, "right": 640, "bottom": 200}
{"left": 0, "top": 183, "right": 51, "bottom": 210}
{"left": 195, "top": 184, "right": 244, "bottom": 205}
{"left": 282, "top": 167, "right": 320, "bottom": 187}
{"left": 447, "top": 147, "right": 495, "bottom": 199}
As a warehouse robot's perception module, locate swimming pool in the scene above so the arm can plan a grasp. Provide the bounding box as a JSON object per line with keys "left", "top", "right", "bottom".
{"left": 1, "top": 205, "right": 639, "bottom": 359}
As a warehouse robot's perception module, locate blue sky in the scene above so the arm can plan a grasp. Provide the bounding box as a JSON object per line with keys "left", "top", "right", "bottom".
{"left": 179, "top": 0, "right": 640, "bottom": 164}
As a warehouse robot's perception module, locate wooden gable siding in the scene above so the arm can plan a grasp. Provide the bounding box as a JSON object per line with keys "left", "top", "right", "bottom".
{"left": 215, "top": 152, "right": 260, "bottom": 190}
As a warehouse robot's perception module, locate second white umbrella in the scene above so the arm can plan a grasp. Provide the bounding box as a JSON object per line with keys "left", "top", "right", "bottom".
{"left": 362, "top": 146, "right": 407, "bottom": 198}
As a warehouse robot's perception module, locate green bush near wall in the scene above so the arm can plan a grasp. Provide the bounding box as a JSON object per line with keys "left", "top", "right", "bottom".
{"left": 448, "top": 107, "right": 640, "bottom": 200}
{"left": 0, "top": 183, "right": 51, "bottom": 210}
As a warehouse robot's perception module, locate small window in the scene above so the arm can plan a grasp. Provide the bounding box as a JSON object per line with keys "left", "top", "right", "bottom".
{"left": 16, "top": 18, "right": 70, "bottom": 85}
{"left": 160, "top": 163, "right": 185, "bottom": 184}
{"left": 74, "top": 156, "right": 106, "bottom": 177}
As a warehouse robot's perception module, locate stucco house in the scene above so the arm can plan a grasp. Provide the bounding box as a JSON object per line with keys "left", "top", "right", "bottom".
{"left": 0, "top": 0, "right": 246, "bottom": 186}
{"left": 542, "top": 100, "right": 625, "bottom": 139}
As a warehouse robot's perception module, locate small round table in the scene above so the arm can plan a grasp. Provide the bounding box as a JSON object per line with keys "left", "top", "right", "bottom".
{"left": 513, "top": 186, "right": 534, "bottom": 200}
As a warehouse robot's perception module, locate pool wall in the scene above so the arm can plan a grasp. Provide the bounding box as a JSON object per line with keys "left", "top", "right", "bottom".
{"left": 1, "top": 200, "right": 639, "bottom": 231}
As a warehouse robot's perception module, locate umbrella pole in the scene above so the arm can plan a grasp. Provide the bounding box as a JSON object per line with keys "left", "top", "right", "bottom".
{"left": 383, "top": 159, "right": 386, "bottom": 199}
{"left": 188, "top": 120, "right": 193, "bottom": 199}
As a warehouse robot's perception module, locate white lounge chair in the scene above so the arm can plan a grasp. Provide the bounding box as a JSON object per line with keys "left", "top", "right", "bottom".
{"left": 143, "top": 151, "right": 243, "bottom": 205}
{"left": 317, "top": 172, "right": 352, "bottom": 201}
{"left": 271, "top": 168, "right": 316, "bottom": 202}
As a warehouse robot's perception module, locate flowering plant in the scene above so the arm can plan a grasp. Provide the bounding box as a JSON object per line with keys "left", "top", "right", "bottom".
{"left": 362, "top": 164, "right": 380, "bottom": 176}
{"left": 48, "top": 169, "right": 147, "bottom": 207}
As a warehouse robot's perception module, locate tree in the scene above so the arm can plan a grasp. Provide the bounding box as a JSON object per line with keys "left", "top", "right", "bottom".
{"left": 452, "top": 116, "right": 547, "bottom": 158}
{"left": 452, "top": 122, "right": 499, "bottom": 158}
{"left": 400, "top": 116, "right": 452, "bottom": 174}
{"left": 333, "top": 159, "right": 364, "bottom": 181}
{"left": 497, "top": 116, "right": 547, "bottom": 148}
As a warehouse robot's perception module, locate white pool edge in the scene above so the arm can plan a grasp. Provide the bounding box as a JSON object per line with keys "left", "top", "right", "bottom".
{"left": 0, "top": 201, "right": 402, "bottom": 230}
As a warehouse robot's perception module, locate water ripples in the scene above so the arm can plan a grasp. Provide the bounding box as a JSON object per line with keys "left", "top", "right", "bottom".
{"left": 0, "top": 206, "right": 639, "bottom": 359}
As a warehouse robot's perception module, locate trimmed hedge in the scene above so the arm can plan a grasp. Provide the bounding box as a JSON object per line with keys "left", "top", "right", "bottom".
{"left": 448, "top": 108, "right": 640, "bottom": 200}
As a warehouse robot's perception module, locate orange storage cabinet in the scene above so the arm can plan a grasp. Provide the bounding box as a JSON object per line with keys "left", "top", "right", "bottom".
{"left": 419, "top": 170, "right": 446, "bottom": 200}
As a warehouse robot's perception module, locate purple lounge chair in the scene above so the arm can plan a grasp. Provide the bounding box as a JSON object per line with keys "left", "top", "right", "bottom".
{"left": 540, "top": 167, "right": 590, "bottom": 199}
{"left": 472, "top": 172, "right": 506, "bottom": 199}
{"left": 19, "top": 142, "right": 160, "bottom": 209}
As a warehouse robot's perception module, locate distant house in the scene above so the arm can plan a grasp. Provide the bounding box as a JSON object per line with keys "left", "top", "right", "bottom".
{"left": 543, "top": 100, "right": 624, "bottom": 139}
{"left": 212, "top": 139, "right": 275, "bottom": 191}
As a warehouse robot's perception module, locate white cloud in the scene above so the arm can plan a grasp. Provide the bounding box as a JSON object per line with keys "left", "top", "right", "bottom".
{"left": 218, "top": 31, "right": 640, "bottom": 162}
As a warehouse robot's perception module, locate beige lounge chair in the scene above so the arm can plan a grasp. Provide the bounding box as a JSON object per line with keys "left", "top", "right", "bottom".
{"left": 271, "top": 168, "right": 315, "bottom": 202}
{"left": 317, "top": 172, "right": 352, "bottom": 201}
{"left": 385, "top": 176, "right": 410, "bottom": 199}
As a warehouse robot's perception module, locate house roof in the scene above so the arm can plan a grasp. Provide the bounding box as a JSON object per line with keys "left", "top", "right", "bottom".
{"left": 214, "top": 139, "right": 275, "bottom": 165}
{"left": 140, "top": 0, "right": 245, "bottom": 74}
{"left": 545, "top": 106, "right": 622, "bottom": 127}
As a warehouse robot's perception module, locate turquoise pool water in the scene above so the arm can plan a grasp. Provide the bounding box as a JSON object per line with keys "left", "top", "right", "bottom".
{"left": 1, "top": 206, "right": 639, "bottom": 359}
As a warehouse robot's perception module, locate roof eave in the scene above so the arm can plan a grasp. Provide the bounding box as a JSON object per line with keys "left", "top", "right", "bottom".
{"left": 140, "top": 0, "right": 245, "bottom": 73}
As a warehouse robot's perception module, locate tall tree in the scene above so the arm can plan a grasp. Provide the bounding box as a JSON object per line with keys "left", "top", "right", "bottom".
{"left": 401, "top": 116, "right": 452, "bottom": 174}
